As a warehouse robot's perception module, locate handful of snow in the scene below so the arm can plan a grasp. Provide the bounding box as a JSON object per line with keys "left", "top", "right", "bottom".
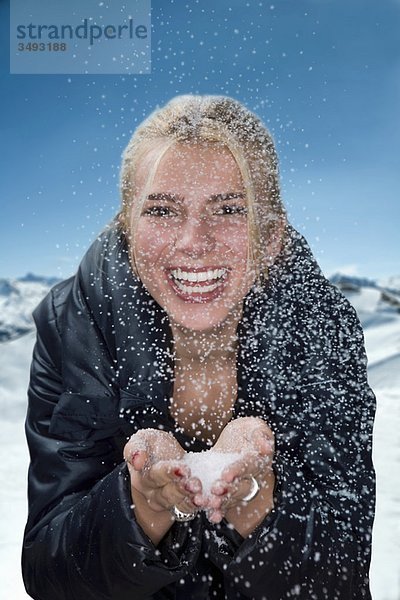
{"left": 183, "top": 450, "right": 242, "bottom": 498}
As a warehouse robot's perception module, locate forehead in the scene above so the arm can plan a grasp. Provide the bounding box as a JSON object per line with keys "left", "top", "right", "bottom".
{"left": 137, "top": 141, "right": 245, "bottom": 193}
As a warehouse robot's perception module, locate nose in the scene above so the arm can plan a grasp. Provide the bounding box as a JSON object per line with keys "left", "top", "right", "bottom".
{"left": 173, "top": 215, "right": 216, "bottom": 257}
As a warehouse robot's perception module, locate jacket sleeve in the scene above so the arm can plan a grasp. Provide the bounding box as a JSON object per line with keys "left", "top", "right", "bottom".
{"left": 205, "top": 302, "right": 376, "bottom": 600}
{"left": 22, "top": 287, "right": 202, "bottom": 600}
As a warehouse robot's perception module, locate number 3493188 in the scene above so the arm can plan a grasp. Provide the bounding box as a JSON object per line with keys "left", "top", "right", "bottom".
{"left": 17, "top": 42, "right": 67, "bottom": 52}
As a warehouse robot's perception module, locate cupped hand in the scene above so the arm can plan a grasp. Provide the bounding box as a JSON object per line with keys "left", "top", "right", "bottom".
{"left": 123, "top": 428, "right": 201, "bottom": 515}
{"left": 198, "top": 417, "right": 275, "bottom": 523}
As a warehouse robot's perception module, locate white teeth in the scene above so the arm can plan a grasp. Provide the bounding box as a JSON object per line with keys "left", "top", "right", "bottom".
{"left": 173, "top": 280, "right": 221, "bottom": 293}
{"left": 171, "top": 268, "right": 227, "bottom": 283}
{"left": 169, "top": 267, "right": 228, "bottom": 295}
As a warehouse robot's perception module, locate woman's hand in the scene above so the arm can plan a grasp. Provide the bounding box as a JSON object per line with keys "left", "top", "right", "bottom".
{"left": 123, "top": 429, "right": 202, "bottom": 545}
{"left": 201, "top": 417, "right": 275, "bottom": 533}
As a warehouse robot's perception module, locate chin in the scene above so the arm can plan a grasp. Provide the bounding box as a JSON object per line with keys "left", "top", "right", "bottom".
{"left": 172, "top": 316, "right": 227, "bottom": 332}
{"left": 167, "top": 302, "right": 241, "bottom": 332}
{"left": 151, "top": 284, "right": 246, "bottom": 331}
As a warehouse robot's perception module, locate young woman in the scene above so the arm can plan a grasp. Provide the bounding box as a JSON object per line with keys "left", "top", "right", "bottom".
{"left": 22, "top": 95, "right": 375, "bottom": 599}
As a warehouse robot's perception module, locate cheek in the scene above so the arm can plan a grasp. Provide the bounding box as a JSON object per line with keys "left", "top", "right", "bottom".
{"left": 134, "top": 224, "right": 171, "bottom": 261}
{"left": 222, "top": 227, "right": 249, "bottom": 259}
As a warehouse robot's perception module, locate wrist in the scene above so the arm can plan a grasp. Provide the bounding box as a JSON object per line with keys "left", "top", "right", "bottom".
{"left": 225, "top": 475, "right": 275, "bottom": 538}
{"left": 131, "top": 485, "right": 174, "bottom": 546}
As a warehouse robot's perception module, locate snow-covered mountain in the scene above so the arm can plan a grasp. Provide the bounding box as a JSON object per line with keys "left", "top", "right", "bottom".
{"left": 0, "top": 274, "right": 61, "bottom": 342}
{"left": 0, "top": 272, "right": 399, "bottom": 599}
{"left": 330, "top": 272, "right": 400, "bottom": 310}
{"left": 1, "top": 272, "right": 399, "bottom": 345}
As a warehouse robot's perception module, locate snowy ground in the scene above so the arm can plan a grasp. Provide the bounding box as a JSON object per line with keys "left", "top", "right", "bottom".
{"left": 0, "top": 291, "right": 399, "bottom": 598}
{"left": 355, "top": 291, "right": 400, "bottom": 600}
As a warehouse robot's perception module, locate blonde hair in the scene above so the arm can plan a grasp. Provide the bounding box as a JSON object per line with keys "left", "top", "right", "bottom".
{"left": 118, "top": 94, "right": 287, "bottom": 280}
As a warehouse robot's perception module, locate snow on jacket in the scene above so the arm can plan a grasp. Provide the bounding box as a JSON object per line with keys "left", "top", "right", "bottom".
{"left": 22, "top": 221, "right": 375, "bottom": 599}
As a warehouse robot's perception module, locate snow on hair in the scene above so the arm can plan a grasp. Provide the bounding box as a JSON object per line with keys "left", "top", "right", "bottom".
{"left": 118, "top": 94, "right": 287, "bottom": 279}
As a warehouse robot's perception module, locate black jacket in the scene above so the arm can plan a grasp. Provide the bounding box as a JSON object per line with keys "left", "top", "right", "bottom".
{"left": 22, "top": 222, "right": 375, "bottom": 600}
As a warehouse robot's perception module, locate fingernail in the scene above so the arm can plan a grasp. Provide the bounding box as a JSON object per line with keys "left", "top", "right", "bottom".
{"left": 174, "top": 467, "right": 184, "bottom": 478}
{"left": 214, "top": 486, "right": 229, "bottom": 496}
{"left": 185, "top": 483, "right": 199, "bottom": 494}
{"left": 193, "top": 494, "right": 203, "bottom": 507}
{"left": 207, "top": 510, "right": 222, "bottom": 524}
{"left": 130, "top": 450, "right": 141, "bottom": 463}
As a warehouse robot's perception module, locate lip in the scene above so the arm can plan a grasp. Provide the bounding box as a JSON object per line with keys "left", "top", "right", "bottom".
{"left": 165, "top": 266, "right": 229, "bottom": 303}
{"left": 167, "top": 265, "right": 229, "bottom": 273}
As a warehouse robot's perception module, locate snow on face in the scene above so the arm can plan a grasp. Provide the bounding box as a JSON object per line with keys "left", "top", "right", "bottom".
{"left": 132, "top": 142, "right": 257, "bottom": 331}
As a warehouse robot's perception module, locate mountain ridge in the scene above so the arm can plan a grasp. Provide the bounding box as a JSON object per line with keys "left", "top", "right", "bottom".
{"left": 0, "top": 272, "right": 399, "bottom": 343}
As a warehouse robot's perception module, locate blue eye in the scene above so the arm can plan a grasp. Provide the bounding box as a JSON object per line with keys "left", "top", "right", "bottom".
{"left": 217, "top": 205, "right": 248, "bottom": 215}
{"left": 142, "top": 205, "right": 175, "bottom": 217}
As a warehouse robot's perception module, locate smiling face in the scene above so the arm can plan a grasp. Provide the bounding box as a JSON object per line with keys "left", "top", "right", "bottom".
{"left": 131, "top": 142, "right": 258, "bottom": 331}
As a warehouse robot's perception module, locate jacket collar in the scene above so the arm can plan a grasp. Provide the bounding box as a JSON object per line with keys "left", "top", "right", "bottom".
{"left": 50, "top": 219, "right": 325, "bottom": 443}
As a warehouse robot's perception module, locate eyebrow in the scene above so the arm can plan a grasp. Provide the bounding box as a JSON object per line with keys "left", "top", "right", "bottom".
{"left": 145, "top": 192, "right": 246, "bottom": 203}
{"left": 210, "top": 192, "right": 246, "bottom": 202}
{"left": 145, "top": 193, "right": 181, "bottom": 203}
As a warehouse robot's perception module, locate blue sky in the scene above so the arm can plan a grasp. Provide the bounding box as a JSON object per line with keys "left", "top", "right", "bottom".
{"left": 1, "top": 0, "right": 399, "bottom": 280}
